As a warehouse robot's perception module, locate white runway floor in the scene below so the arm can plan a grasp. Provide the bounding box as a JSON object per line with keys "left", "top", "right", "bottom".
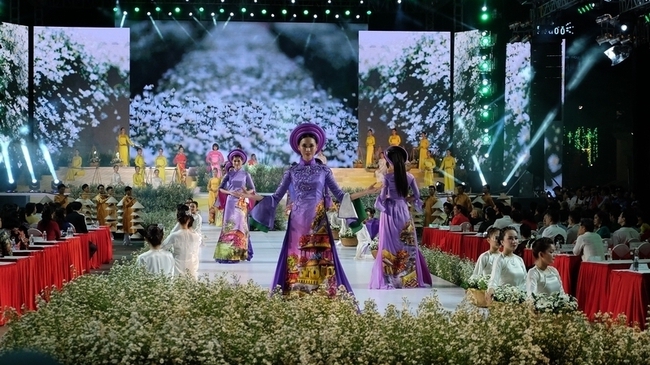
{"left": 197, "top": 223, "right": 466, "bottom": 313}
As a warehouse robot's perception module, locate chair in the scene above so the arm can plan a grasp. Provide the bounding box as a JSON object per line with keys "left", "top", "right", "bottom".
{"left": 27, "top": 228, "right": 42, "bottom": 237}
{"left": 627, "top": 238, "right": 642, "bottom": 250}
{"left": 460, "top": 222, "right": 472, "bottom": 232}
{"left": 637, "top": 242, "right": 650, "bottom": 259}
{"left": 612, "top": 244, "right": 632, "bottom": 260}
{"left": 554, "top": 234, "right": 565, "bottom": 247}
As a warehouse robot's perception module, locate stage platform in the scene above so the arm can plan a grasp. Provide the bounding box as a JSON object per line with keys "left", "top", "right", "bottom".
{"left": 22, "top": 166, "right": 443, "bottom": 191}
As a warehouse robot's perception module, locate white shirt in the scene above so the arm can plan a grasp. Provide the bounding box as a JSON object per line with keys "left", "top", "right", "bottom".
{"left": 111, "top": 172, "right": 123, "bottom": 185}
{"left": 573, "top": 231, "right": 605, "bottom": 262}
{"left": 171, "top": 213, "right": 203, "bottom": 242}
{"left": 493, "top": 216, "right": 513, "bottom": 229}
{"left": 136, "top": 248, "right": 174, "bottom": 277}
{"left": 161, "top": 229, "right": 201, "bottom": 279}
{"left": 611, "top": 227, "right": 640, "bottom": 246}
{"left": 152, "top": 177, "right": 163, "bottom": 188}
{"left": 542, "top": 224, "right": 567, "bottom": 243}
{"left": 488, "top": 253, "right": 527, "bottom": 290}
{"left": 526, "top": 266, "right": 564, "bottom": 295}
{"left": 472, "top": 250, "right": 500, "bottom": 277}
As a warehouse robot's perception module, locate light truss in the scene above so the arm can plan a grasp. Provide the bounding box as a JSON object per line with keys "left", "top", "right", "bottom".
{"left": 534, "top": 0, "right": 581, "bottom": 20}
{"left": 619, "top": 0, "right": 650, "bottom": 14}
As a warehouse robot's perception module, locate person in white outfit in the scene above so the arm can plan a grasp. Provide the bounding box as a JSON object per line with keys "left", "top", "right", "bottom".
{"left": 527, "top": 237, "right": 564, "bottom": 296}
{"left": 541, "top": 210, "right": 567, "bottom": 243}
{"left": 136, "top": 224, "right": 174, "bottom": 277}
{"left": 573, "top": 218, "right": 605, "bottom": 262}
{"left": 162, "top": 213, "right": 201, "bottom": 279}
{"left": 471, "top": 227, "right": 501, "bottom": 278}
{"left": 487, "top": 226, "right": 527, "bottom": 302}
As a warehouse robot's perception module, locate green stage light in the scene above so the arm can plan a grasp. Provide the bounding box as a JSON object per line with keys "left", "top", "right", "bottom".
{"left": 304, "top": 10, "right": 309, "bottom": 15}
{"left": 113, "top": 7, "right": 118, "bottom": 12}
{"left": 481, "top": 13, "right": 489, "bottom": 21}
{"left": 262, "top": 9, "right": 267, "bottom": 14}
{"left": 326, "top": 9, "right": 331, "bottom": 14}
{"left": 134, "top": 7, "right": 140, "bottom": 12}
{"left": 220, "top": 9, "right": 225, "bottom": 13}
{"left": 199, "top": 7, "right": 204, "bottom": 12}
{"left": 480, "top": 36, "right": 491, "bottom": 47}
{"left": 481, "top": 110, "right": 490, "bottom": 119}
{"left": 282, "top": 9, "right": 287, "bottom": 14}
{"left": 174, "top": 7, "right": 180, "bottom": 13}
{"left": 645, "top": 14, "right": 650, "bottom": 23}
{"left": 367, "top": 10, "right": 372, "bottom": 15}
{"left": 345, "top": 10, "right": 351, "bottom": 16}
{"left": 155, "top": 7, "right": 161, "bottom": 12}
{"left": 478, "top": 60, "right": 493, "bottom": 72}
{"left": 241, "top": 8, "right": 246, "bottom": 13}
{"left": 479, "top": 85, "right": 492, "bottom": 97}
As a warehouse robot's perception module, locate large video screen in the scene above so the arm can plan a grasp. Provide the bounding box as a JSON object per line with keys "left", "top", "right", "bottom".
{"left": 452, "top": 30, "right": 487, "bottom": 180}
{"left": 33, "top": 27, "right": 130, "bottom": 160}
{"left": 128, "top": 21, "right": 364, "bottom": 167}
{"left": 0, "top": 22, "right": 29, "bottom": 138}
{"left": 504, "top": 42, "right": 533, "bottom": 175}
{"left": 358, "top": 31, "right": 451, "bottom": 162}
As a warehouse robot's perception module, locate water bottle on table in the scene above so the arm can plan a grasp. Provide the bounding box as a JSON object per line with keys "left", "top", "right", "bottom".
{"left": 606, "top": 247, "right": 612, "bottom": 261}
{"left": 633, "top": 248, "right": 639, "bottom": 271}
{"left": 42, "top": 230, "right": 47, "bottom": 241}
{"left": 29, "top": 234, "right": 34, "bottom": 246}
{"left": 67, "top": 226, "right": 73, "bottom": 237}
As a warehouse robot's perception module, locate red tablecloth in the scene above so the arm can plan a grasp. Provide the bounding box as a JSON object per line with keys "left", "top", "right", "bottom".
{"left": 0, "top": 256, "right": 35, "bottom": 312}
{"left": 576, "top": 261, "right": 634, "bottom": 320}
{"left": 0, "top": 262, "right": 20, "bottom": 325}
{"left": 606, "top": 270, "right": 650, "bottom": 329}
{"left": 551, "top": 254, "right": 581, "bottom": 296}
{"left": 447, "top": 233, "right": 464, "bottom": 257}
{"left": 523, "top": 248, "right": 535, "bottom": 268}
{"left": 461, "top": 235, "right": 489, "bottom": 262}
{"left": 422, "top": 228, "right": 450, "bottom": 251}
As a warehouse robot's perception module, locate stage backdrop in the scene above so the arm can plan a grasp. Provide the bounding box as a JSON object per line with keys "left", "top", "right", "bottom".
{"left": 0, "top": 22, "right": 28, "bottom": 139}
{"left": 504, "top": 42, "right": 533, "bottom": 176}
{"left": 358, "top": 31, "right": 451, "bottom": 162}
{"left": 33, "top": 27, "right": 130, "bottom": 163}
{"left": 128, "top": 21, "right": 365, "bottom": 167}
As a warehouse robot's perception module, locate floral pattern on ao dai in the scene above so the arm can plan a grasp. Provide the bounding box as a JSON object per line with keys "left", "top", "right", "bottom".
{"left": 250, "top": 158, "right": 356, "bottom": 297}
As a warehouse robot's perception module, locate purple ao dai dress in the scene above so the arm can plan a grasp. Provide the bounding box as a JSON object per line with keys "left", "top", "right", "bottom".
{"left": 213, "top": 168, "right": 255, "bottom": 263}
{"left": 369, "top": 173, "right": 432, "bottom": 289}
{"left": 250, "top": 158, "right": 356, "bottom": 297}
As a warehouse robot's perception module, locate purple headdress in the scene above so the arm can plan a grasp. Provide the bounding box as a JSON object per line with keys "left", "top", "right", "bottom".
{"left": 384, "top": 145, "right": 408, "bottom": 166}
{"left": 289, "top": 123, "right": 326, "bottom": 154}
{"left": 227, "top": 149, "right": 247, "bottom": 164}
{"left": 224, "top": 161, "right": 233, "bottom": 172}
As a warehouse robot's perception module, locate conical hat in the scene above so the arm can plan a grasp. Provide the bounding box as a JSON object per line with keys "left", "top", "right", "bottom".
{"left": 132, "top": 202, "right": 145, "bottom": 209}
{"left": 106, "top": 197, "right": 118, "bottom": 204}
{"left": 40, "top": 196, "right": 53, "bottom": 204}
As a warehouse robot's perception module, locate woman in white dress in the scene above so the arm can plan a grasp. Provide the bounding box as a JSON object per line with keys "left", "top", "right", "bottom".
{"left": 526, "top": 237, "right": 564, "bottom": 296}
{"left": 487, "top": 226, "right": 527, "bottom": 301}
{"left": 136, "top": 224, "right": 174, "bottom": 277}
{"left": 375, "top": 152, "right": 387, "bottom": 184}
{"left": 471, "top": 227, "right": 501, "bottom": 278}
{"left": 162, "top": 212, "right": 201, "bottom": 279}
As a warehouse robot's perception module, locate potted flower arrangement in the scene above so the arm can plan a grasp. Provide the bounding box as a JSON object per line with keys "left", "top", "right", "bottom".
{"left": 353, "top": 159, "right": 364, "bottom": 168}
{"left": 89, "top": 146, "right": 100, "bottom": 167}
{"left": 339, "top": 228, "right": 358, "bottom": 247}
{"left": 462, "top": 274, "right": 490, "bottom": 308}
{"left": 331, "top": 223, "right": 341, "bottom": 240}
{"left": 369, "top": 237, "right": 379, "bottom": 258}
{"left": 530, "top": 292, "right": 578, "bottom": 315}
{"left": 492, "top": 285, "right": 527, "bottom": 305}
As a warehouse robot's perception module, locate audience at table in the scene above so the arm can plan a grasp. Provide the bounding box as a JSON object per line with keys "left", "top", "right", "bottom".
{"left": 565, "top": 211, "right": 581, "bottom": 245}
{"left": 573, "top": 218, "right": 605, "bottom": 262}
{"left": 471, "top": 227, "right": 501, "bottom": 278}
{"left": 450, "top": 204, "right": 470, "bottom": 226}
{"left": 541, "top": 210, "right": 567, "bottom": 243}
{"left": 37, "top": 206, "right": 61, "bottom": 241}
{"left": 611, "top": 209, "right": 640, "bottom": 246}
{"left": 492, "top": 204, "right": 513, "bottom": 229}
{"left": 526, "top": 237, "right": 564, "bottom": 296}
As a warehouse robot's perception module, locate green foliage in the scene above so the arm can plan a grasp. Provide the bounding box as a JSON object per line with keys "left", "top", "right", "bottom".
{"left": 195, "top": 165, "right": 210, "bottom": 193}
{"left": 68, "top": 184, "right": 192, "bottom": 214}
{"left": 244, "top": 165, "right": 285, "bottom": 193}
{"left": 273, "top": 203, "right": 287, "bottom": 231}
{"left": 421, "top": 248, "right": 474, "bottom": 287}
{"left": 138, "top": 211, "right": 177, "bottom": 238}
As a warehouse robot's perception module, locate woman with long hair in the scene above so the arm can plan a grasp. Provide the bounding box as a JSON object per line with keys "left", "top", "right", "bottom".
{"left": 162, "top": 212, "right": 201, "bottom": 278}
{"left": 213, "top": 149, "right": 256, "bottom": 263}
{"left": 246, "top": 123, "right": 377, "bottom": 297}
{"left": 37, "top": 205, "right": 61, "bottom": 241}
{"left": 369, "top": 146, "right": 432, "bottom": 289}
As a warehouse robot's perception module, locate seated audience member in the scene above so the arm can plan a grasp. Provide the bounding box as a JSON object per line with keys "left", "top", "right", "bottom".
{"left": 450, "top": 204, "right": 470, "bottom": 226}
{"left": 66, "top": 202, "right": 88, "bottom": 234}
{"left": 469, "top": 207, "right": 484, "bottom": 226}
{"left": 54, "top": 208, "right": 74, "bottom": 234}
{"left": 527, "top": 237, "right": 564, "bottom": 296}
{"left": 611, "top": 209, "right": 640, "bottom": 246}
{"left": 37, "top": 205, "right": 61, "bottom": 241}
{"left": 514, "top": 224, "right": 532, "bottom": 258}
{"left": 509, "top": 210, "right": 523, "bottom": 234}
{"left": 487, "top": 226, "right": 527, "bottom": 302}
{"left": 478, "top": 207, "right": 497, "bottom": 233}
{"left": 0, "top": 214, "right": 14, "bottom": 256}
{"left": 541, "top": 210, "right": 567, "bottom": 243}
{"left": 565, "top": 210, "right": 581, "bottom": 245}
{"left": 594, "top": 211, "right": 611, "bottom": 238}
{"left": 137, "top": 224, "right": 174, "bottom": 277}
{"left": 471, "top": 227, "right": 500, "bottom": 277}
{"left": 573, "top": 218, "right": 605, "bottom": 262}
{"left": 25, "top": 203, "right": 40, "bottom": 225}
{"left": 493, "top": 205, "right": 513, "bottom": 229}
{"left": 441, "top": 202, "right": 453, "bottom": 225}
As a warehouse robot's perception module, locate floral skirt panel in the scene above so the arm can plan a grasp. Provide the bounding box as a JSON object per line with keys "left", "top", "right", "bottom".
{"left": 271, "top": 200, "right": 353, "bottom": 297}
{"left": 214, "top": 196, "right": 250, "bottom": 263}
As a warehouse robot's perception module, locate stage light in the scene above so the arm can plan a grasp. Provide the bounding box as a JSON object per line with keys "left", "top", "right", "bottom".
{"left": 241, "top": 7, "right": 246, "bottom": 13}
{"left": 134, "top": 7, "right": 140, "bottom": 12}
{"left": 39, "top": 143, "right": 59, "bottom": 185}
{"left": 314, "top": 14, "right": 317, "bottom": 18}
{"left": 51, "top": 179, "right": 61, "bottom": 191}
{"left": 472, "top": 156, "right": 487, "bottom": 186}
{"left": 271, "top": 14, "right": 275, "bottom": 17}
{"left": 293, "top": 13, "right": 297, "bottom": 17}
{"left": 230, "top": 12, "right": 235, "bottom": 16}
{"left": 282, "top": 9, "right": 287, "bottom": 14}
{"left": 155, "top": 7, "right": 161, "bottom": 12}
{"left": 621, "top": 24, "right": 628, "bottom": 31}
{"left": 478, "top": 60, "right": 493, "bottom": 72}
{"left": 29, "top": 179, "right": 39, "bottom": 192}
{"left": 262, "top": 9, "right": 267, "bottom": 14}
{"left": 326, "top": 9, "right": 330, "bottom": 14}
{"left": 211, "top": 12, "right": 215, "bottom": 16}
{"left": 480, "top": 7, "right": 489, "bottom": 22}
{"left": 199, "top": 7, "right": 204, "bottom": 12}
{"left": 335, "top": 14, "right": 339, "bottom": 18}
{"left": 345, "top": 10, "right": 351, "bottom": 16}
{"left": 484, "top": 128, "right": 489, "bottom": 133}
{"left": 168, "top": 12, "right": 172, "bottom": 16}
{"left": 367, "top": 10, "right": 372, "bottom": 15}
{"left": 0, "top": 137, "right": 14, "bottom": 186}
{"left": 645, "top": 14, "right": 650, "bottom": 23}
{"left": 303, "top": 10, "right": 309, "bottom": 15}
{"left": 578, "top": 3, "right": 595, "bottom": 14}
{"left": 502, "top": 181, "right": 507, "bottom": 186}
{"left": 356, "top": 15, "right": 360, "bottom": 19}
{"left": 220, "top": 9, "right": 224, "bottom": 13}
{"left": 484, "top": 153, "right": 489, "bottom": 158}
{"left": 604, "top": 44, "right": 631, "bottom": 66}
{"left": 189, "top": 12, "right": 193, "bottom": 16}
{"left": 174, "top": 7, "right": 180, "bottom": 13}
{"left": 123, "top": 11, "right": 127, "bottom": 15}
{"left": 147, "top": 11, "right": 151, "bottom": 16}
{"left": 479, "top": 85, "right": 493, "bottom": 97}
{"left": 20, "top": 140, "right": 36, "bottom": 187}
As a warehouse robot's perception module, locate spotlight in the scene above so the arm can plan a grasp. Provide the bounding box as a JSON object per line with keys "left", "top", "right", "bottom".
{"left": 521, "top": 34, "right": 531, "bottom": 43}
{"left": 596, "top": 33, "right": 617, "bottom": 45}
{"left": 51, "top": 179, "right": 61, "bottom": 191}
{"left": 168, "top": 12, "right": 172, "bottom": 16}
{"left": 604, "top": 44, "right": 632, "bottom": 66}
{"left": 502, "top": 182, "right": 507, "bottom": 186}
{"left": 484, "top": 153, "right": 489, "bottom": 158}
{"left": 147, "top": 11, "right": 151, "bottom": 16}
{"left": 435, "top": 181, "right": 444, "bottom": 193}
{"left": 620, "top": 24, "right": 628, "bottom": 32}
{"left": 509, "top": 35, "right": 521, "bottom": 43}
{"left": 29, "top": 179, "right": 40, "bottom": 192}
{"left": 211, "top": 12, "right": 215, "bottom": 16}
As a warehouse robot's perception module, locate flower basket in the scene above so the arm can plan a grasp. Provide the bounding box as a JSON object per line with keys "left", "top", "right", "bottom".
{"left": 340, "top": 237, "right": 358, "bottom": 247}
{"left": 468, "top": 288, "right": 489, "bottom": 308}
{"left": 353, "top": 163, "right": 364, "bottom": 168}
{"left": 371, "top": 249, "right": 378, "bottom": 259}
{"left": 332, "top": 230, "right": 340, "bottom": 240}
